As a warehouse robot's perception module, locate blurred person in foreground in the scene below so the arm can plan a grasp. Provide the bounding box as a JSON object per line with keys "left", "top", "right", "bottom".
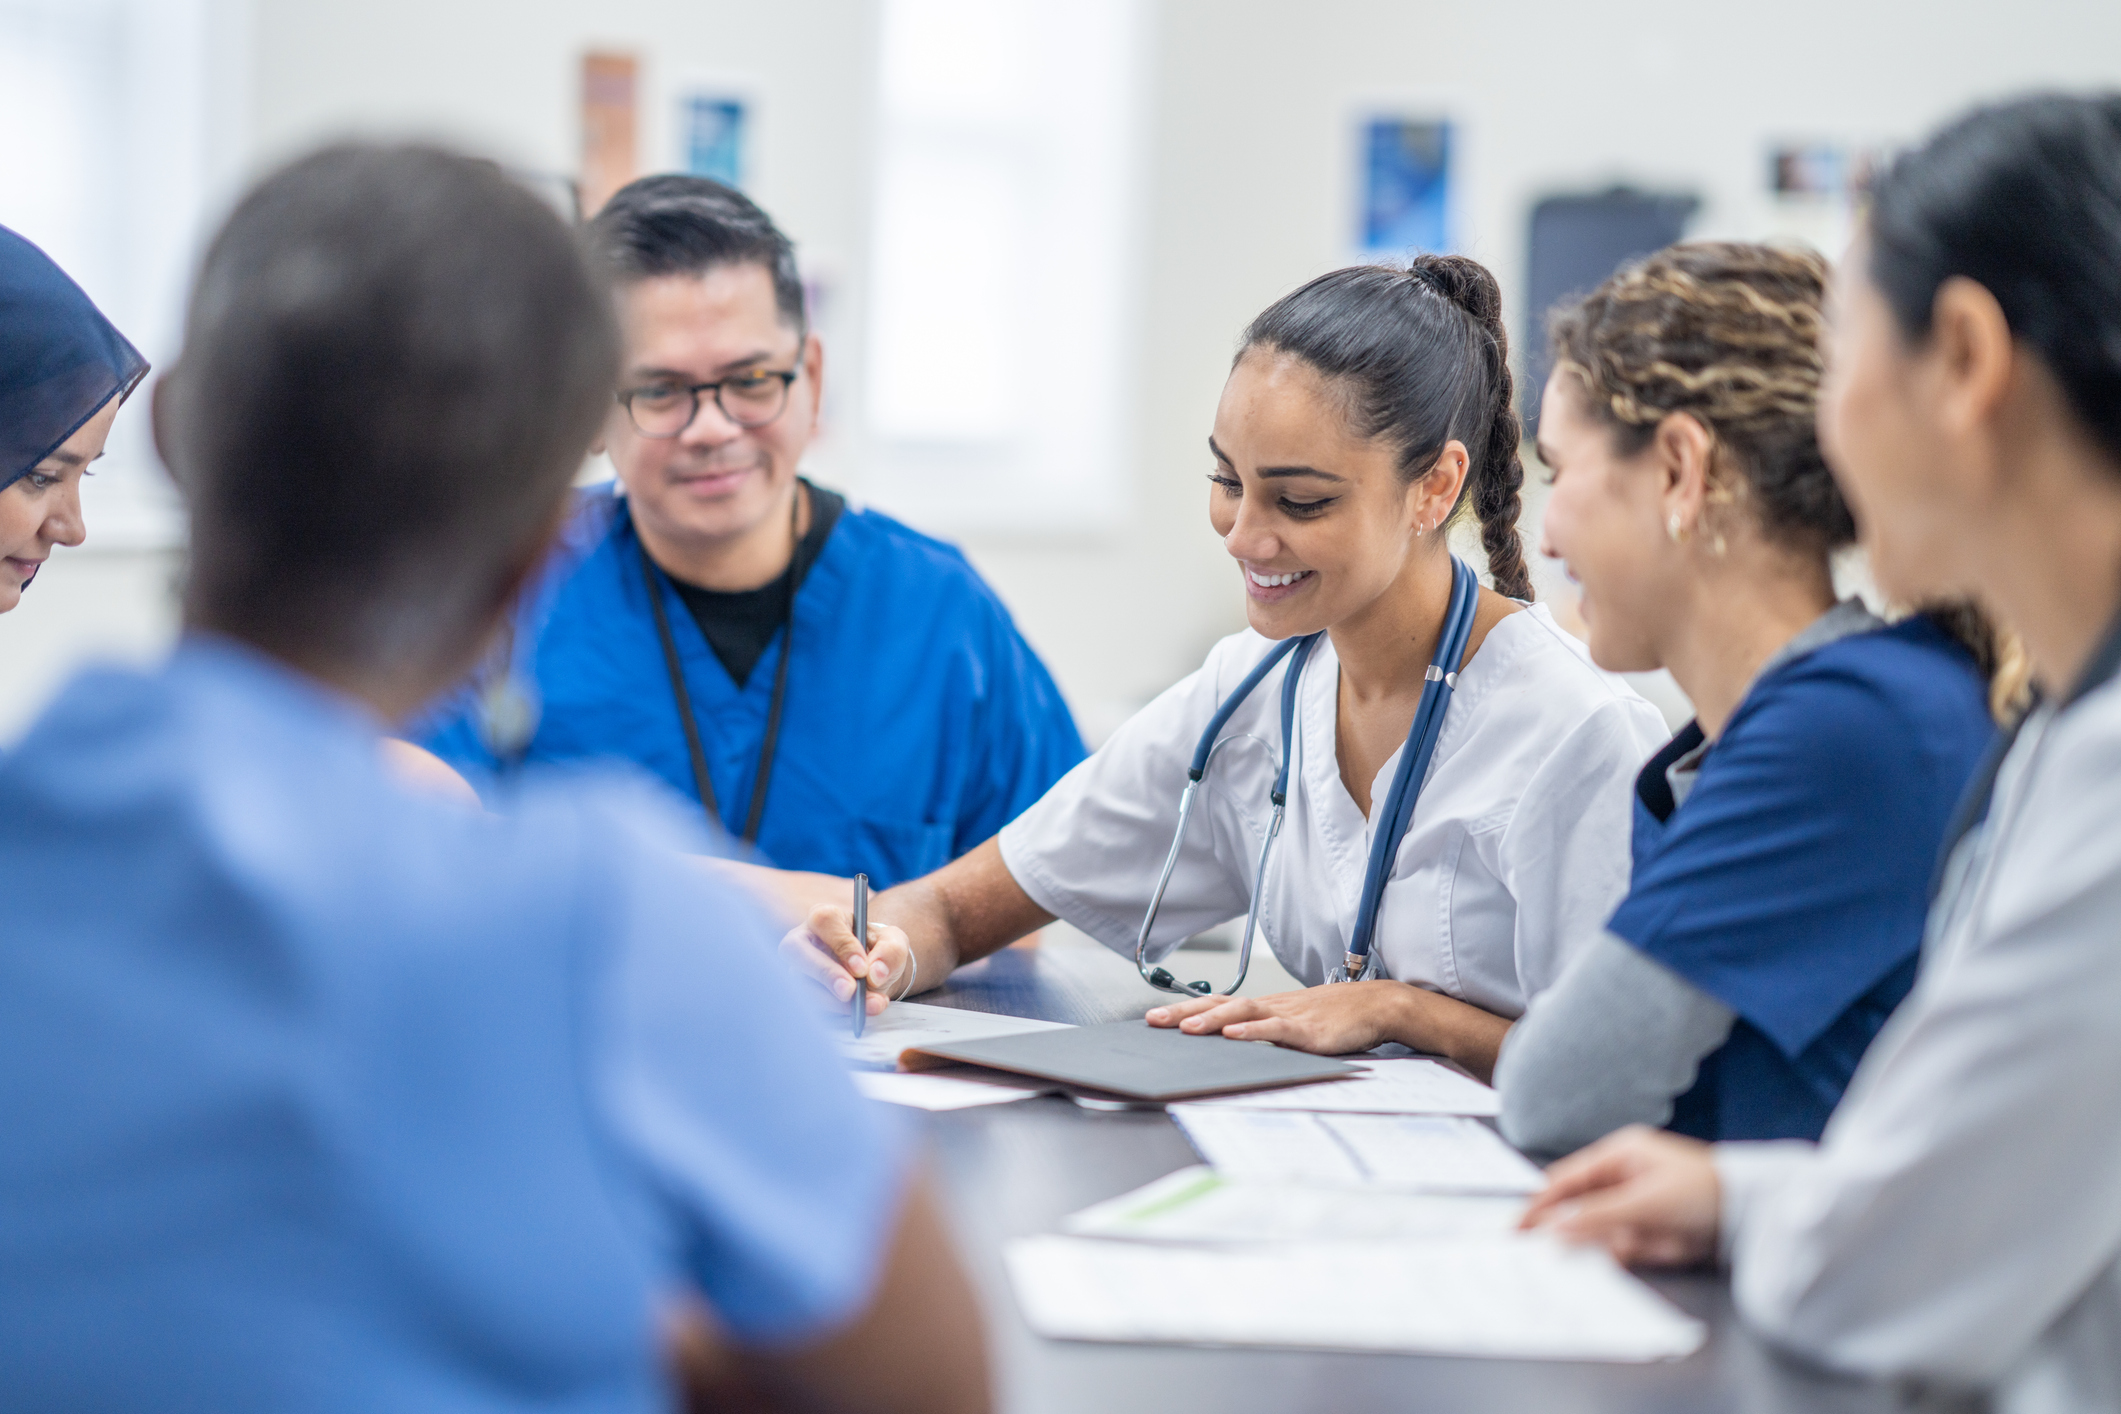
{"left": 1524, "top": 94, "right": 2121, "bottom": 1413}
{"left": 0, "top": 223, "right": 148, "bottom": 615}
{"left": 0, "top": 144, "right": 987, "bottom": 1414}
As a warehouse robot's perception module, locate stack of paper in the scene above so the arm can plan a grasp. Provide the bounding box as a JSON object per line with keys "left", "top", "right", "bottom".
{"left": 987, "top": 1031, "right": 1702, "bottom": 1363}
{"left": 1005, "top": 1233, "right": 1706, "bottom": 1361}
{"left": 1169, "top": 1106, "right": 1546, "bottom": 1193}
{"left": 1063, "top": 1166, "right": 1524, "bottom": 1244}
{"left": 839, "top": 1000, "right": 1069, "bottom": 1071}
{"left": 1178, "top": 1057, "right": 1500, "bottom": 1116}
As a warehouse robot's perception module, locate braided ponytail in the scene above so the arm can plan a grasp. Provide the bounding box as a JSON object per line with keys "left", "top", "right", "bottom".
{"left": 1241, "top": 254, "right": 1535, "bottom": 601}
{"left": 1406, "top": 255, "right": 1532, "bottom": 601}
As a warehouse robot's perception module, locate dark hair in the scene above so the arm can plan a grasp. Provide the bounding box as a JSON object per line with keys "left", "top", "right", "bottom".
{"left": 587, "top": 174, "right": 806, "bottom": 336}
{"left": 165, "top": 144, "right": 620, "bottom": 676}
{"left": 1238, "top": 256, "right": 1532, "bottom": 601}
{"left": 1548, "top": 242, "right": 1853, "bottom": 556}
{"left": 1867, "top": 93, "right": 2121, "bottom": 467}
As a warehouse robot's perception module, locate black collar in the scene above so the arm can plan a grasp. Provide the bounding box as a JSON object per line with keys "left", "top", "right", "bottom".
{"left": 1634, "top": 720, "right": 1707, "bottom": 825}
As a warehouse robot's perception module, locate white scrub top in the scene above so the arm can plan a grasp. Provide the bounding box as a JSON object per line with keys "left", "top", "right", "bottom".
{"left": 1000, "top": 605, "right": 1670, "bottom": 1015}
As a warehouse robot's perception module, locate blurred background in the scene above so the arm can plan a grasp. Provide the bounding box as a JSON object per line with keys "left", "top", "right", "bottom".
{"left": 8, "top": 0, "right": 2121, "bottom": 747}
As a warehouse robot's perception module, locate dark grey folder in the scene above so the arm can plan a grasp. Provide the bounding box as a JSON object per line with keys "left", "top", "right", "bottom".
{"left": 903, "top": 1020, "right": 1357, "bottom": 1102}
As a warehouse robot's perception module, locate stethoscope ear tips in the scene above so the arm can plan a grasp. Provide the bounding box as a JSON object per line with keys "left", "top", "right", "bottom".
{"left": 1187, "top": 980, "right": 1212, "bottom": 995}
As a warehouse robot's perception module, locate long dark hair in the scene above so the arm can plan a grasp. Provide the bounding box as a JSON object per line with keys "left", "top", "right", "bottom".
{"left": 1861, "top": 93, "right": 2121, "bottom": 716}
{"left": 1239, "top": 255, "right": 1533, "bottom": 600}
{"left": 1868, "top": 94, "right": 2121, "bottom": 468}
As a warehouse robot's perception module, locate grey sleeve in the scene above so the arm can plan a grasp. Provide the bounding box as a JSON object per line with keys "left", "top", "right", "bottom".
{"left": 1495, "top": 930, "right": 1736, "bottom": 1160}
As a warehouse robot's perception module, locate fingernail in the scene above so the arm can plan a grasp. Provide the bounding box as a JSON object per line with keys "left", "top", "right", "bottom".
{"left": 1147, "top": 1008, "right": 1167, "bottom": 1020}
{"left": 834, "top": 978, "right": 852, "bottom": 1001}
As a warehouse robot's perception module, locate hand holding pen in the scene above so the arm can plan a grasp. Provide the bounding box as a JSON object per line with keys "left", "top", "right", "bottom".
{"left": 774, "top": 886, "right": 917, "bottom": 1018}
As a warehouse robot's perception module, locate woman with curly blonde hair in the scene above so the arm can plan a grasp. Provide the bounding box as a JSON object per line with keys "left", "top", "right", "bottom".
{"left": 1494, "top": 240, "right": 1998, "bottom": 1155}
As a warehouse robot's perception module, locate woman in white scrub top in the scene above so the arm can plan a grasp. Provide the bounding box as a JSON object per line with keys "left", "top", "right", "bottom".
{"left": 793, "top": 254, "right": 1666, "bottom": 1082}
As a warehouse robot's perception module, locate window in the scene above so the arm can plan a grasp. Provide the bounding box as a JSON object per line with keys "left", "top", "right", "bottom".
{"left": 862, "top": 0, "right": 1146, "bottom": 533}
{"left": 0, "top": 0, "right": 231, "bottom": 548}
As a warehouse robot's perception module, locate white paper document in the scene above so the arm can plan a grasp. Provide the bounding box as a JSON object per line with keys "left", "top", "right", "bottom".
{"left": 1064, "top": 1166, "right": 1524, "bottom": 1244}
{"left": 1169, "top": 1107, "right": 1545, "bottom": 1193}
{"left": 1180, "top": 1057, "right": 1500, "bottom": 1116}
{"left": 852, "top": 1068, "right": 1049, "bottom": 1111}
{"left": 1005, "top": 1234, "right": 1705, "bottom": 1362}
{"left": 838, "top": 1001, "right": 1070, "bottom": 1071}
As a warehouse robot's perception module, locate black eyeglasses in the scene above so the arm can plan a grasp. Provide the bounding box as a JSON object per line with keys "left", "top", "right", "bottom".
{"left": 618, "top": 368, "right": 800, "bottom": 437}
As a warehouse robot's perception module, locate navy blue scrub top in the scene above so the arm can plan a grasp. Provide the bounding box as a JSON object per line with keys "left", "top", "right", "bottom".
{"left": 415, "top": 483, "right": 1086, "bottom": 887}
{"left": 1606, "top": 616, "right": 1994, "bottom": 1142}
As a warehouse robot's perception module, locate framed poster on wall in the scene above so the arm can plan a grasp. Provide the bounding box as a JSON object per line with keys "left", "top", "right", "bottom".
{"left": 1356, "top": 117, "right": 1453, "bottom": 257}
{"left": 678, "top": 90, "right": 749, "bottom": 188}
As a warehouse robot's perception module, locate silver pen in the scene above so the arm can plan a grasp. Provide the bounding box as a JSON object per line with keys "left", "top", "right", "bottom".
{"left": 850, "top": 873, "right": 870, "bottom": 1039}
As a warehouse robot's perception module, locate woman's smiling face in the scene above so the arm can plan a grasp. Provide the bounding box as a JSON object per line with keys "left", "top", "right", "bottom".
{"left": 1534, "top": 371, "right": 1688, "bottom": 673}
{"left": 1208, "top": 348, "right": 1461, "bottom": 641}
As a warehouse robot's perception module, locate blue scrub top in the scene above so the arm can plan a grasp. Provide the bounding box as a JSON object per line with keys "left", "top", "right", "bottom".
{"left": 1607, "top": 616, "right": 1994, "bottom": 1142}
{"left": 0, "top": 637, "right": 905, "bottom": 1412}
{"left": 416, "top": 483, "right": 1086, "bottom": 887}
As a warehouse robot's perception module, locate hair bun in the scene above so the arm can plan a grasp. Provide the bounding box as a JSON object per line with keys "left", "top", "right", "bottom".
{"left": 1407, "top": 254, "right": 1504, "bottom": 336}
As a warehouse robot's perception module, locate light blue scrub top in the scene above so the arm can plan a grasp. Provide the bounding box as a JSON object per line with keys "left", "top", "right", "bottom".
{"left": 0, "top": 637, "right": 904, "bottom": 1413}
{"left": 415, "top": 484, "right": 1087, "bottom": 888}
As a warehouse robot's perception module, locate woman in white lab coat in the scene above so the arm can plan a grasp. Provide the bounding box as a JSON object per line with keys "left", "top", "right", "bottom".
{"left": 1522, "top": 94, "right": 2121, "bottom": 1412}
{"left": 790, "top": 254, "right": 1667, "bottom": 1082}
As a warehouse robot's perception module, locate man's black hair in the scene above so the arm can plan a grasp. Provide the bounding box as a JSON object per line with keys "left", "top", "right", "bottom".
{"left": 165, "top": 143, "right": 620, "bottom": 678}
{"left": 587, "top": 174, "right": 807, "bottom": 336}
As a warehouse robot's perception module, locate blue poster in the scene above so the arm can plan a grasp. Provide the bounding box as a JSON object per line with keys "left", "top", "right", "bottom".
{"left": 1360, "top": 118, "right": 1451, "bottom": 256}
{"left": 683, "top": 95, "right": 747, "bottom": 188}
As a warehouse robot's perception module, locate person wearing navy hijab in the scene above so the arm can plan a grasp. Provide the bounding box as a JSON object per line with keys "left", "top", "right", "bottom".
{"left": 1495, "top": 242, "right": 2000, "bottom": 1153}
{"left": 0, "top": 225, "right": 148, "bottom": 613}
{"left": 412, "top": 176, "right": 1084, "bottom": 887}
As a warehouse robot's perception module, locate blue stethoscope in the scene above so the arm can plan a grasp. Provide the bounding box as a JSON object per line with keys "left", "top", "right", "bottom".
{"left": 1134, "top": 555, "right": 1480, "bottom": 997}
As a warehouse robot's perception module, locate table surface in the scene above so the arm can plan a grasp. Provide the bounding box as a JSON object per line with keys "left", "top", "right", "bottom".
{"left": 911, "top": 941, "right": 1905, "bottom": 1414}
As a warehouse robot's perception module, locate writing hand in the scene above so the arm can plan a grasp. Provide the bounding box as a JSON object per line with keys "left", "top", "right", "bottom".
{"left": 780, "top": 904, "right": 914, "bottom": 1017}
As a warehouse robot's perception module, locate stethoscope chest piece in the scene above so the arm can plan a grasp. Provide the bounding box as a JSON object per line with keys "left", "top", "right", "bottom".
{"left": 1328, "top": 951, "right": 1381, "bottom": 985}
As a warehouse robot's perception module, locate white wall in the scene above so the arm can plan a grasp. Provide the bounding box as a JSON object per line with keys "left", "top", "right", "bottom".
{"left": 242, "top": 0, "right": 884, "bottom": 485}
{"left": 8, "top": 0, "right": 2121, "bottom": 744}
{"left": 958, "top": 0, "right": 2121, "bottom": 738}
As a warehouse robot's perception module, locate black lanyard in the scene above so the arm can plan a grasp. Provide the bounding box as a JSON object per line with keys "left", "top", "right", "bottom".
{"left": 636, "top": 493, "right": 806, "bottom": 844}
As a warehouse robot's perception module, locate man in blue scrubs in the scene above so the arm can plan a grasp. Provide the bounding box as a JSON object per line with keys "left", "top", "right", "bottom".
{"left": 0, "top": 145, "right": 986, "bottom": 1414}
{"left": 416, "top": 176, "right": 1084, "bottom": 886}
